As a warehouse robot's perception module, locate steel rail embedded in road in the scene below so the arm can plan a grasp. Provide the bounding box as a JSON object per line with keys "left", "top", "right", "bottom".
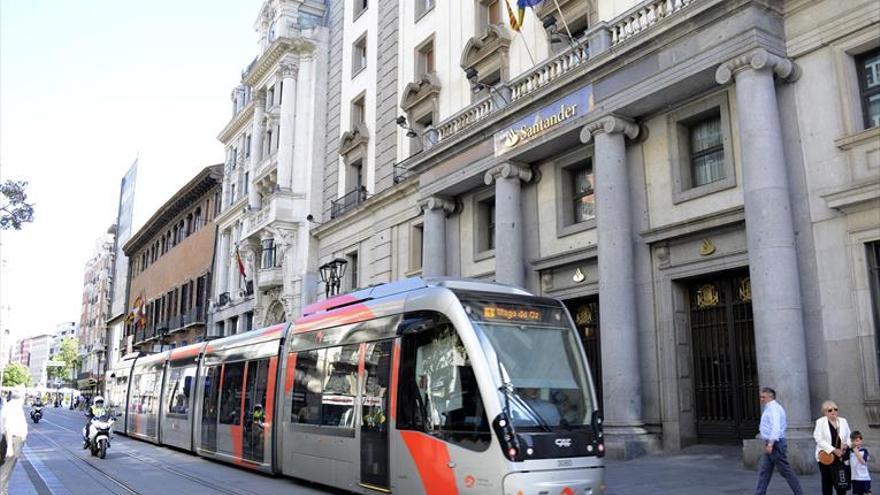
{"left": 30, "top": 427, "right": 143, "bottom": 495}
{"left": 40, "top": 417, "right": 260, "bottom": 495}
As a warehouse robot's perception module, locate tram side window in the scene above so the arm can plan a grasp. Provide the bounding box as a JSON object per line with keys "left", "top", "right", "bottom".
{"left": 220, "top": 362, "right": 245, "bottom": 425}
{"left": 291, "top": 349, "right": 326, "bottom": 425}
{"left": 109, "top": 375, "right": 127, "bottom": 412}
{"left": 128, "top": 374, "right": 142, "bottom": 413}
{"left": 397, "top": 314, "right": 490, "bottom": 450}
{"left": 322, "top": 345, "right": 359, "bottom": 428}
{"left": 166, "top": 366, "right": 195, "bottom": 416}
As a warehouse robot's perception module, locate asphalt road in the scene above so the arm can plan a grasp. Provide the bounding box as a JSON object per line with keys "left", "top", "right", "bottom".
{"left": 10, "top": 407, "right": 829, "bottom": 494}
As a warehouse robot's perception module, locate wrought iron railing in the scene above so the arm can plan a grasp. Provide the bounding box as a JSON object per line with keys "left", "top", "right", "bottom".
{"left": 330, "top": 187, "right": 370, "bottom": 219}
{"left": 393, "top": 151, "right": 424, "bottom": 184}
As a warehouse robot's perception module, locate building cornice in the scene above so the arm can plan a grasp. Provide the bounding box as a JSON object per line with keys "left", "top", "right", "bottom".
{"left": 123, "top": 165, "right": 223, "bottom": 255}
{"left": 242, "top": 36, "right": 316, "bottom": 87}
{"left": 640, "top": 205, "right": 746, "bottom": 244}
{"left": 218, "top": 101, "right": 255, "bottom": 143}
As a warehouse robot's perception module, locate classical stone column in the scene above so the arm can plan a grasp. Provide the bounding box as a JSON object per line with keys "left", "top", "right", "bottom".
{"left": 420, "top": 196, "right": 455, "bottom": 277}
{"left": 249, "top": 91, "right": 265, "bottom": 210}
{"left": 276, "top": 62, "right": 298, "bottom": 191}
{"left": 217, "top": 231, "right": 230, "bottom": 295}
{"left": 716, "top": 49, "right": 813, "bottom": 465}
{"left": 292, "top": 55, "right": 313, "bottom": 199}
{"left": 580, "top": 115, "right": 655, "bottom": 458}
{"left": 484, "top": 163, "right": 533, "bottom": 287}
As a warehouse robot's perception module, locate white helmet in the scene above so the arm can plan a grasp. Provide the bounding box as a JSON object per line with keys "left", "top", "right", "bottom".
{"left": 93, "top": 396, "right": 105, "bottom": 405}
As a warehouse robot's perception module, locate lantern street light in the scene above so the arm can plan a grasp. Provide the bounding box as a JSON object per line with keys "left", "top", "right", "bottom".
{"left": 319, "top": 258, "right": 349, "bottom": 298}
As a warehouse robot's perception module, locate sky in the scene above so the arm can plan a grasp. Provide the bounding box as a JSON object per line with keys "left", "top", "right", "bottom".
{"left": 0, "top": 0, "right": 262, "bottom": 345}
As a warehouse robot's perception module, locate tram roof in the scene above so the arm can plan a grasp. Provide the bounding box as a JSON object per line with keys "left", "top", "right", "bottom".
{"left": 202, "top": 322, "right": 289, "bottom": 355}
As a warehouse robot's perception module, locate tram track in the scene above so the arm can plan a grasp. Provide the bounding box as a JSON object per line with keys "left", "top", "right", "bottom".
{"left": 39, "top": 417, "right": 262, "bottom": 495}
{"left": 30, "top": 427, "right": 143, "bottom": 495}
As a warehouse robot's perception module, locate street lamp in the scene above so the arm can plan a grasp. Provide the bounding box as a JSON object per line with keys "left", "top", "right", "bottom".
{"left": 319, "top": 258, "right": 348, "bottom": 298}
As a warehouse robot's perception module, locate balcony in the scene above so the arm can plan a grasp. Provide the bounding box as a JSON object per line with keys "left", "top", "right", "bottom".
{"left": 243, "top": 194, "right": 295, "bottom": 239}
{"left": 257, "top": 267, "right": 283, "bottom": 290}
{"left": 434, "top": 0, "right": 700, "bottom": 144}
{"left": 330, "top": 187, "right": 370, "bottom": 220}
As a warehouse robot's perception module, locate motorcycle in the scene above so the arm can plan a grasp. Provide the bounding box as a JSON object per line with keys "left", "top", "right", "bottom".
{"left": 83, "top": 413, "right": 115, "bottom": 459}
{"left": 30, "top": 404, "right": 43, "bottom": 424}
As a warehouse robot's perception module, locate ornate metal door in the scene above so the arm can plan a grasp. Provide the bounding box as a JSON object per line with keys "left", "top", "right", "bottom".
{"left": 566, "top": 296, "right": 603, "bottom": 414}
{"left": 689, "top": 273, "right": 759, "bottom": 441}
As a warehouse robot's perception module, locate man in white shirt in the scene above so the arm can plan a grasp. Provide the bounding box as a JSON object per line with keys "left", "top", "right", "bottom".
{"left": 754, "top": 387, "right": 803, "bottom": 495}
{"left": 0, "top": 387, "right": 29, "bottom": 495}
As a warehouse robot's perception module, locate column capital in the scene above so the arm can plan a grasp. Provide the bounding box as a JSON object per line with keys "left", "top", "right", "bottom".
{"left": 252, "top": 90, "right": 267, "bottom": 108}
{"left": 579, "top": 115, "right": 640, "bottom": 144}
{"left": 420, "top": 196, "right": 456, "bottom": 215}
{"left": 278, "top": 61, "right": 298, "bottom": 79}
{"left": 715, "top": 48, "right": 800, "bottom": 85}
{"left": 484, "top": 162, "right": 533, "bottom": 186}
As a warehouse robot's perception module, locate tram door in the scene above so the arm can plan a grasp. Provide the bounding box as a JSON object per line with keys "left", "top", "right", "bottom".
{"left": 201, "top": 365, "right": 219, "bottom": 451}
{"left": 242, "top": 359, "right": 269, "bottom": 462}
{"left": 359, "top": 340, "right": 393, "bottom": 490}
{"left": 689, "top": 273, "right": 760, "bottom": 441}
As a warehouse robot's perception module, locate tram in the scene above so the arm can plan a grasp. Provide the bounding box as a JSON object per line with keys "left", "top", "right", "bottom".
{"left": 106, "top": 277, "right": 605, "bottom": 494}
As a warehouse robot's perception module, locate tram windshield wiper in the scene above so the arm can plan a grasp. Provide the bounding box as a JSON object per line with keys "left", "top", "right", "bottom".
{"left": 496, "top": 363, "right": 552, "bottom": 433}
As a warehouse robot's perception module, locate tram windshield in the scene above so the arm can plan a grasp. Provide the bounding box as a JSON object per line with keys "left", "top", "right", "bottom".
{"left": 461, "top": 293, "right": 595, "bottom": 430}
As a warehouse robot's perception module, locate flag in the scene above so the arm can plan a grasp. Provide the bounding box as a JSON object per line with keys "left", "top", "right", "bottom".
{"left": 128, "top": 292, "right": 147, "bottom": 329}
{"left": 235, "top": 247, "right": 247, "bottom": 280}
{"left": 505, "top": 0, "right": 523, "bottom": 31}
{"left": 507, "top": 0, "right": 545, "bottom": 32}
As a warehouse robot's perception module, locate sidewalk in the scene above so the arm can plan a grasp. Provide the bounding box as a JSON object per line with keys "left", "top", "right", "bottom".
{"left": 605, "top": 444, "right": 821, "bottom": 494}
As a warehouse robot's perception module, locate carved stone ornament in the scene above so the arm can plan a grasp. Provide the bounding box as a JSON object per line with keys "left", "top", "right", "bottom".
{"left": 572, "top": 267, "right": 586, "bottom": 283}
{"left": 695, "top": 284, "right": 720, "bottom": 309}
{"left": 460, "top": 24, "right": 511, "bottom": 83}
{"left": 579, "top": 115, "right": 640, "bottom": 143}
{"left": 656, "top": 243, "right": 671, "bottom": 269}
{"left": 484, "top": 162, "right": 534, "bottom": 186}
{"left": 420, "top": 196, "right": 455, "bottom": 215}
{"left": 715, "top": 48, "right": 801, "bottom": 85}
{"left": 278, "top": 61, "right": 298, "bottom": 79}
{"left": 699, "top": 238, "right": 716, "bottom": 256}
{"left": 400, "top": 73, "right": 442, "bottom": 113}
{"left": 339, "top": 123, "right": 370, "bottom": 157}
{"left": 541, "top": 272, "right": 553, "bottom": 291}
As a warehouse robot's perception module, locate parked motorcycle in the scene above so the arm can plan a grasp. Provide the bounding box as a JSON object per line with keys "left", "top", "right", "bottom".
{"left": 30, "top": 404, "right": 43, "bottom": 424}
{"left": 83, "top": 413, "right": 115, "bottom": 459}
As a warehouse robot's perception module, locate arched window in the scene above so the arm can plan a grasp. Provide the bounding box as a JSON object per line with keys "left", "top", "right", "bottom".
{"left": 194, "top": 208, "right": 202, "bottom": 231}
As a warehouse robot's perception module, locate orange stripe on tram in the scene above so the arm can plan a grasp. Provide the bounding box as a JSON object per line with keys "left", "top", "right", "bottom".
{"left": 265, "top": 357, "right": 277, "bottom": 428}
{"left": 285, "top": 353, "right": 297, "bottom": 395}
{"left": 389, "top": 341, "right": 400, "bottom": 420}
{"left": 399, "top": 431, "right": 459, "bottom": 495}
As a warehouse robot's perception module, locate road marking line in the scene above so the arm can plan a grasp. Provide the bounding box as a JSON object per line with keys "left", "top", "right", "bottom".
{"left": 23, "top": 444, "right": 72, "bottom": 495}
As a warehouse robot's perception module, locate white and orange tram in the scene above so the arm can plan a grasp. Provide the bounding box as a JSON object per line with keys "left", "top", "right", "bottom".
{"left": 107, "top": 278, "right": 605, "bottom": 494}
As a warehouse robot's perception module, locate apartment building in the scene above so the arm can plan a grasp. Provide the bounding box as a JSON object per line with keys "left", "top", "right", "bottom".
{"left": 48, "top": 321, "right": 77, "bottom": 388}
{"left": 123, "top": 165, "right": 222, "bottom": 352}
{"left": 210, "top": 0, "right": 328, "bottom": 337}
{"left": 78, "top": 232, "right": 115, "bottom": 393}
{"left": 310, "top": 0, "right": 880, "bottom": 471}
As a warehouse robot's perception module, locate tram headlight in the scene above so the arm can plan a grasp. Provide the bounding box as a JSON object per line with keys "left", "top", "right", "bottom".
{"left": 492, "top": 413, "right": 524, "bottom": 462}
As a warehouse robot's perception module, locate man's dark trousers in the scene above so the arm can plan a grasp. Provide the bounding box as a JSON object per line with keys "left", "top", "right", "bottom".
{"left": 755, "top": 439, "right": 804, "bottom": 495}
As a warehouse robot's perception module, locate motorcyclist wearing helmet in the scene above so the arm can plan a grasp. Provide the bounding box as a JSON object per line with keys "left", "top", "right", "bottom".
{"left": 83, "top": 396, "right": 107, "bottom": 449}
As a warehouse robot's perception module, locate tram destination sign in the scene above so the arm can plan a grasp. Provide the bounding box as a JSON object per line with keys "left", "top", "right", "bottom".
{"left": 494, "top": 85, "right": 594, "bottom": 156}
{"left": 465, "top": 299, "right": 565, "bottom": 326}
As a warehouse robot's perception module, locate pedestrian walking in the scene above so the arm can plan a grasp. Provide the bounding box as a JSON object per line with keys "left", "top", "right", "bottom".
{"left": 0, "top": 387, "right": 29, "bottom": 495}
{"left": 754, "top": 387, "right": 804, "bottom": 495}
{"left": 850, "top": 431, "right": 872, "bottom": 495}
{"left": 814, "top": 399, "right": 852, "bottom": 495}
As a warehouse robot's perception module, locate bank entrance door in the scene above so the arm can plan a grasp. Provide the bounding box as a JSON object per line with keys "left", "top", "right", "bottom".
{"left": 688, "top": 272, "right": 760, "bottom": 442}
{"left": 565, "top": 296, "right": 603, "bottom": 414}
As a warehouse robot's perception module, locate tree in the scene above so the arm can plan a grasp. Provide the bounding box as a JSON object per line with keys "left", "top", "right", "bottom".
{"left": 48, "top": 337, "right": 80, "bottom": 386}
{"left": 2, "top": 362, "right": 32, "bottom": 387}
{"left": 0, "top": 180, "right": 35, "bottom": 230}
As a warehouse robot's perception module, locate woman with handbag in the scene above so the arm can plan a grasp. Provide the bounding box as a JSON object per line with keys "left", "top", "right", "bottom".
{"left": 814, "top": 400, "right": 852, "bottom": 495}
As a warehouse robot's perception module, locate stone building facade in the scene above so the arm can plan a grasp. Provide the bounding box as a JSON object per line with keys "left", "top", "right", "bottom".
{"left": 123, "top": 165, "right": 222, "bottom": 353}
{"left": 78, "top": 232, "right": 115, "bottom": 392}
{"left": 310, "top": 0, "right": 880, "bottom": 471}
{"left": 210, "top": 0, "right": 328, "bottom": 338}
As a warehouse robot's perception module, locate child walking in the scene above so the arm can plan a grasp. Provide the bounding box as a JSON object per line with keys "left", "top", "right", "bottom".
{"left": 851, "top": 431, "right": 873, "bottom": 495}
